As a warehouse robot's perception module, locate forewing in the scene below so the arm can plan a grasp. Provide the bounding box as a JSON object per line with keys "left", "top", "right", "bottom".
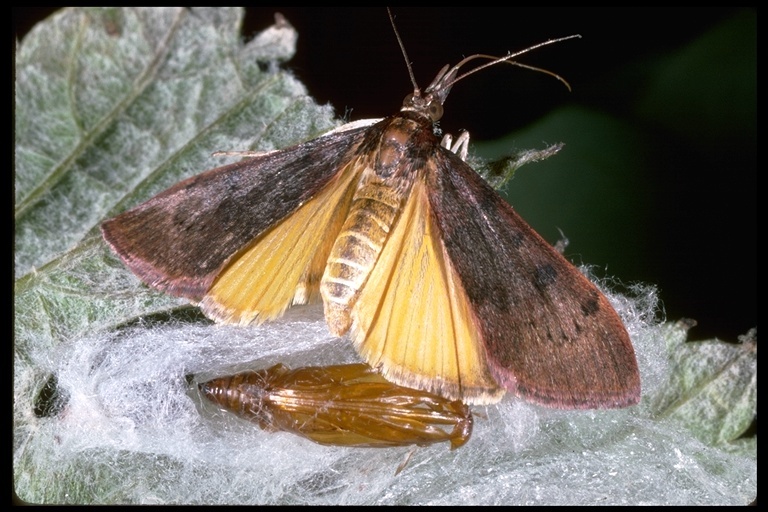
{"left": 101, "top": 126, "right": 369, "bottom": 301}
{"left": 428, "top": 149, "right": 640, "bottom": 409}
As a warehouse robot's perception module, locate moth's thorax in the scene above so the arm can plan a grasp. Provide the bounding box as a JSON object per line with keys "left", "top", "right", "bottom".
{"left": 373, "top": 115, "right": 433, "bottom": 178}
{"left": 351, "top": 113, "right": 439, "bottom": 193}
{"left": 375, "top": 119, "right": 414, "bottom": 177}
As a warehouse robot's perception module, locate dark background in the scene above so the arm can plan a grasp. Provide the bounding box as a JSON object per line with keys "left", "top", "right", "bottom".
{"left": 14, "top": 7, "right": 756, "bottom": 343}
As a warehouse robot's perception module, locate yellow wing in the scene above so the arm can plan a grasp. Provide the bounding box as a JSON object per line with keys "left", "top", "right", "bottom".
{"left": 350, "top": 179, "right": 503, "bottom": 404}
{"left": 201, "top": 160, "right": 363, "bottom": 325}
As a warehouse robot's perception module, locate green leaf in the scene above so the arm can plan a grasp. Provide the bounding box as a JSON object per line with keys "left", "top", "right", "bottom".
{"left": 474, "top": 143, "right": 564, "bottom": 190}
{"left": 650, "top": 321, "right": 756, "bottom": 448}
{"left": 15, "top": 7, "right": 335, "bottom": 280}
{"left": 14, "top": 6, "right": 337, "bottom": 349}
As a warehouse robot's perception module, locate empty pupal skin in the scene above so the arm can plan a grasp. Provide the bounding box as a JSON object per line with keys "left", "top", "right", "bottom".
{"left": 198, "top": 363, "right": 472, "bottom": 449}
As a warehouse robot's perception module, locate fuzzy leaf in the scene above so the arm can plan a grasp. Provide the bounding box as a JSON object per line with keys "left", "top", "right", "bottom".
{"left": 15, "top": 7, "right": 333, "bottom": 280}
{"left": 14, "top": 7, "right": 337, "bottom": 348}
{"left": 650, "top": 321, "right": 756, "bottom": 448}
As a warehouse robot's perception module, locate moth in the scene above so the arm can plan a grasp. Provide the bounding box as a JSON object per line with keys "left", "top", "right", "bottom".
{"left": 198, "top": 363, "right": 472, "bottom": 449}
{"left": 102, "top": 15, "right": 640, "bottom": 408}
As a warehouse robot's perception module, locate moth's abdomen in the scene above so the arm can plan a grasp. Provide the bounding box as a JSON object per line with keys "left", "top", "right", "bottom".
{"left": 321, "top": 179, "right": 403, "bottom": 336}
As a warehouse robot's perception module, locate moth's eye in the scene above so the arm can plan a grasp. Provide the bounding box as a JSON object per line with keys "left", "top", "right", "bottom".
{"left": 428, "top": 102, "right": 443, "bottom": 122}
{"left": 402, "top": 94, "right": 415, "bottom": 108}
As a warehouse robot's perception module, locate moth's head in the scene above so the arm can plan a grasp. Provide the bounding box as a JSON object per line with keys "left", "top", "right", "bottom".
{"left": 398, "top": 42, "right": 577, "bottom": 125}
{"left": 390, "top": 7, "right": 578, "bottom": 125}
{"left": 400, "top": 64, "right": 457, "bottom": 122}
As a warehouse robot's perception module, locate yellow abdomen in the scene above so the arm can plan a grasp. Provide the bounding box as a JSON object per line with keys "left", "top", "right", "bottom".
{"left": 321, "top": 178, "right": 404, "bottom": 335}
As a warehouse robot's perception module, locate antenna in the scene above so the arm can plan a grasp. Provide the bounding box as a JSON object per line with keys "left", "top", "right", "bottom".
{"left": 387, "top": 8, "right": 580, "bottom": 97}
{"left": 387, "top": 7, "right": 420, "bottom": 94}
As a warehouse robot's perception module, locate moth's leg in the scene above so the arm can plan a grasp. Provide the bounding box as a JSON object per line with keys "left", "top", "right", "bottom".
{"left": 440, "top": 131, "right": 470, "bottom": 162}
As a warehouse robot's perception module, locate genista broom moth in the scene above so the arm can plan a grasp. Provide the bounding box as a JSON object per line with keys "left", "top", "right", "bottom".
{"left": 102, "top": 11, "right": 640, "bottom": 408}
{"left": 198, "top": 363, "right": 472, "bottom": 449}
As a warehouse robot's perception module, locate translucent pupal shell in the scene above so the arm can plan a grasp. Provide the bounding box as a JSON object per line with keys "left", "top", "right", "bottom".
{"left": 198, "top": 363, "right": 472, "bottom": 448}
